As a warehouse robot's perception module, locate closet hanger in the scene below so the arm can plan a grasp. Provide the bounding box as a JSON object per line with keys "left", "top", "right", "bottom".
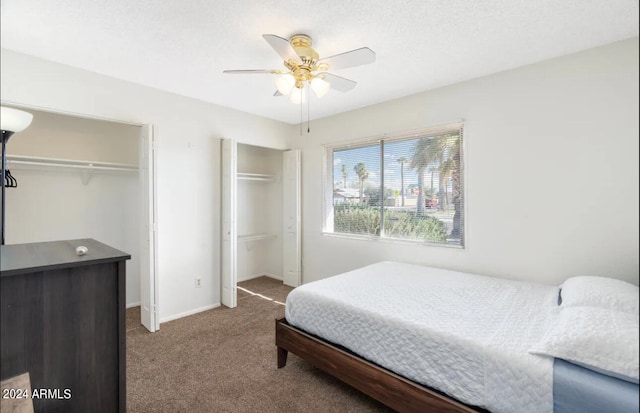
{"left": 4, "top": 169, "right": 17, "bottom": 188}
{"left": 3, "top": 170, "right": 10, "bottom": 187}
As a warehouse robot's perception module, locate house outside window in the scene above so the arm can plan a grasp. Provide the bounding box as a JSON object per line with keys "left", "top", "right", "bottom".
{"left": 323, "top": 122, "right": 464, "bottom": 248}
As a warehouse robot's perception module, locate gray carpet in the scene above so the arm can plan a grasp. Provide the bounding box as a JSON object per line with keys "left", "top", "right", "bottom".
{"left": 126, "top": 276, "right": 393, "bottom": 412}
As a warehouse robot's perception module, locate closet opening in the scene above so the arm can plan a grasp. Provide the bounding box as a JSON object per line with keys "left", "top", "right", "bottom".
{"left": 221, "top": 140, "right": 301, "bottom": 309}
{"left": 1, "top": 104, "right": 158, "bottom": 332}
{"left": 236, "top": 143, "right": 285, "bottom": 308}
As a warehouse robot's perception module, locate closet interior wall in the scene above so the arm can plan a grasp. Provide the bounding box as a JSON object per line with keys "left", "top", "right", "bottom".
{"left": 236, "top": 143, "right": 283, "bottom": 282}
{"left": 3, "top": 107, "right": 142, "bottom": 307}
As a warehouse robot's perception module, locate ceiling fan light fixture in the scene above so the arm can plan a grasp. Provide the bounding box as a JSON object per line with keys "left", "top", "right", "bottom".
{"left": 223, "top": 33, "right": 376, "bottom": 119}
{"left": 310, "top": 77, "right": 330, "bottom": 99}
{"left": 275, "top": 74, "right": 295, "bottom": 95}
{"left": 288, "top": 86, "right": 306, "bottom": 104}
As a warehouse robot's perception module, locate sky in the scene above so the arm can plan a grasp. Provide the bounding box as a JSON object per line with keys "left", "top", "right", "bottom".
{"left": 332, "top": 138, "right": 442, "bottom": 195}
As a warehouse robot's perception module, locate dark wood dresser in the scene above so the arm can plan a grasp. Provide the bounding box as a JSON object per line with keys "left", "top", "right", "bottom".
{"left": 0, "top": 238, "right": 130, "bottom": 413}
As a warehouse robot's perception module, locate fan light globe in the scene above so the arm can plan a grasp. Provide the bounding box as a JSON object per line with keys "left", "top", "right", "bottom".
{"left": 310, "top": 77, "right": 330, "bottom": 98}
{"left": 1, "top": 107, "right": 34, "bottom": 133}
{"left": 275, "top": 74, "right": 295, "bottom": 95}
{"left": 288, "top": 87, "right": 306, "bottom": 104}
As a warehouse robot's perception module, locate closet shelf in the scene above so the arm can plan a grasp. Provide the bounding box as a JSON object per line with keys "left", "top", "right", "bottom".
{"left": 6, "top": 155, "right": 138, "bottom": 185}
{"left": 237, "top": 233, "right": 277, "bottom": 242}
{"left": 6, "top": 155, "right": 138, "bottom": 172}
{"left": 237, "top": 172, "right": 277, "bottom": 182}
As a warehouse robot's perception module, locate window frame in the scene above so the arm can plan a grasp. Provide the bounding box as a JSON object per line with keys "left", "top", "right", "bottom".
{"left": 322, "top": 122, "right": 465, "bottom": 248}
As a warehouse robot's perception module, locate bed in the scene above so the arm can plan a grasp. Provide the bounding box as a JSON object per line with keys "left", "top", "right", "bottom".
{"left": 275, "top": 261, "right": 639, "bottom": 413}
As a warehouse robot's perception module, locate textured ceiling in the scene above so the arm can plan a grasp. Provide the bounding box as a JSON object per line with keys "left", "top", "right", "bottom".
{"left": 1, "top": 0, "right": 638, "bottom": 124}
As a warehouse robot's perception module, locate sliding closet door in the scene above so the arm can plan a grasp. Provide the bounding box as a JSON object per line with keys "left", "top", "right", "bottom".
{"left": 283, "top": 149, "right": 301, "bottom": 287}
{"left": 139, "top": 124, "right": 158, "bottom": 332}
{"left": 221, "top": 139, "right": 237, "bottom": 308}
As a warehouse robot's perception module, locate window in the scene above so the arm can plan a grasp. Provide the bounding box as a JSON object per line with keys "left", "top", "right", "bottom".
{"left": 323, "top": 123, "right": 464, "bottom": 247}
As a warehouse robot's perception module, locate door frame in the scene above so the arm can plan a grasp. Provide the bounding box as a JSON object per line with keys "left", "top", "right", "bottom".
{"left": 139, "top": 124, "right": 159, "bottom": 331}
{"left": 220, "top": 140, "right": 301, "bottom": 307}
{"left": 283, "top": 149, "right": 302, "bottom": 287}
{"left": 220, "top": 138, "right": 237, "bottom": 308}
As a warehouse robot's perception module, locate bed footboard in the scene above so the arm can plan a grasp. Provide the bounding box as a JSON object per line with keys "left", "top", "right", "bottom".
{"left": 275, "top": 318, "right": 483, "bottom": 413}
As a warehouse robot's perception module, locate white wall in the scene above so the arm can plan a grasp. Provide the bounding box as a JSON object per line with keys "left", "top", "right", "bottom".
{"left": 1, "top": 49, "right": 295, "bottom": 322}
{"left": 291, "top": 38, "right": 639, "bottom": 286}
{"left": 8, "top": 108, "right": 140, "bottom": 165}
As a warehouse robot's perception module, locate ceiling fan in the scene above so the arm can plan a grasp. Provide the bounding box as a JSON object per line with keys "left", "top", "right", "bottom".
{"left": 223, "top": 34, "right": 376, "bottom": 104}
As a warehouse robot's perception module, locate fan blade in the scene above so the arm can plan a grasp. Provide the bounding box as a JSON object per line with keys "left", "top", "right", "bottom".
{"left": 319, "top": 73, "right": 357, "bottom": 92}
{"left": 263, "top": 34, "right": 301, "bottom": 62}
{"left": 319, "top": 47, "right": 376, "bottom": 70}
{"left": 223, "top": 69, "right": 276, "bottom": 74}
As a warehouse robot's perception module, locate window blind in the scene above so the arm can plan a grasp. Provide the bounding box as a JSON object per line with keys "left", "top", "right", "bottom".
{"left": 324, "top": 123, "right": 464, "bottom": 247}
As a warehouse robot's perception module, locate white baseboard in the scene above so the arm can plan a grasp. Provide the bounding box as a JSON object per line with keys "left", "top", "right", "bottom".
{"left": 238, "top": 272, "right": 283, "bottom": 282}
{"left": 159, "top": 303, "right": 221, "bottom": 324}
{"left": 263, "top": 273, "right": 283, "bottom": 281}
{"left": 126, "top": 301, "right": 141, "bottom": 309}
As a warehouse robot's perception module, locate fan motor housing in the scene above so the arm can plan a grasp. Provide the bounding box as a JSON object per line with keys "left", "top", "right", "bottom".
{"left": 290, "top": 34, "right": 318, "bottom": 64}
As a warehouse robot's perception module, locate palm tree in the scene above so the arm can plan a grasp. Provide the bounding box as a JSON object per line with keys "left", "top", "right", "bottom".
{"left": 353, "top": 162, "right": 369, "bottom": 203}
{"left": 409, "top": 137, "right": 446, "bottom": 215}
{"left": 432, "top": 135, "right": 459, "bottom": 209}
{"left": 397, "top": 157, "right": 408, "bottom": 206}
{"left": 429, "top": 166, "right": 436, "bottom": 200}
{"left": 410, "top": 133, "right": 462, "bottom": 239}
{"left": 438, "top": 135, "right": 462, "bottom": 239}
{"left": 341, "top": 164, "right": 348, "bottom": 189}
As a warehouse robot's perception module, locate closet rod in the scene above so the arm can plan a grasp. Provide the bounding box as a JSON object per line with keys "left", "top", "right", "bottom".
{"left": 237, "top": 233, "right": 277, "bottom": 242}
{"left": 237, "top": 172, "right": 276, "bottom": 182}
{"left": 6, "top": 155, "right": 138, "bottom": 172}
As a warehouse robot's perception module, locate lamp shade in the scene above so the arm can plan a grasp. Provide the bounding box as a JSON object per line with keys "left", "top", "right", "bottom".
{"left": 275, "top": 74, "right": 295, "bottom": 95}
{"left": 310, "top": 77, "right": 330, "bottom": 98}
{"left": 1, "top": 107, "right": 33, "bottom": 133}
{"left": 288, "top": 86, "right": 307, "bottom": 104}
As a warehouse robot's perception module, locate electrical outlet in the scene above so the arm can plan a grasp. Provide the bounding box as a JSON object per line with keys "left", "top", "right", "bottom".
{"left": 195, "top": 277, "right": 202, "bottom": 288}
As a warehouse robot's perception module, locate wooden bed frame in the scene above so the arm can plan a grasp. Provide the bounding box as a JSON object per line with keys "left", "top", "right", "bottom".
{"left": 275, "top": 318, "right": 486, "bottom": 413}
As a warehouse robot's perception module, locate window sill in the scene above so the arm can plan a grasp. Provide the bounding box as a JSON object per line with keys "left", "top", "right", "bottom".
{"left": 320, "top": 231, "right": 464, "bottom": 249}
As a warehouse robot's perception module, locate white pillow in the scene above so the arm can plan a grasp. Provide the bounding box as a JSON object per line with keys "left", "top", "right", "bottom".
{"left": 530, "top": 306, "right": 639, "bottom": 383}
{"left": 560, "top": 276, "right": 639, "bottom": 314}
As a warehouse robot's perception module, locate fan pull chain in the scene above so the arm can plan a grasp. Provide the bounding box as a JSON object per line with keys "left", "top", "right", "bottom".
{"left": 299, "top": 93, "right": 303, "bottom": 135}
{"left": 307, "top": 86, "right": 311, "bottom": 133}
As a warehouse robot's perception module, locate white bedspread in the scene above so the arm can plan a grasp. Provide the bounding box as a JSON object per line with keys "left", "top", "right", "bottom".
{"left": 285, "top": 261, "right": 558, "bottom": 413}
